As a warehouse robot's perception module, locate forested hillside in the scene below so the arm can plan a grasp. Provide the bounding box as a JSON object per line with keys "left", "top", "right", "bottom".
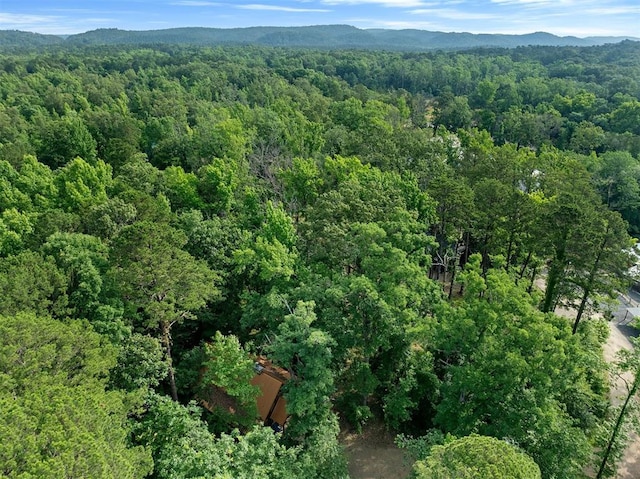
{"left": 0, "top": 26, "right": 637, "bottom": 50}
{"left": 1, "top": 41, "right": 640, "bottom": 478}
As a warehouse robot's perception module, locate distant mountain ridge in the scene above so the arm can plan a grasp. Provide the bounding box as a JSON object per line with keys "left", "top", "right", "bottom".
{"left": 0, "top": 30, "right": 65, "bottom": 47}
{"left": 1, "top": 25, "right": 637, "bottom": 50}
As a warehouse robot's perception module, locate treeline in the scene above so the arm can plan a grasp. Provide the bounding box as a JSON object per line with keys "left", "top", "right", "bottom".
{"left": 1, "top": 26, "right": 635, "bottom": 50}
{"left": 0, "top": 42, "right": 639, "bottom": 478}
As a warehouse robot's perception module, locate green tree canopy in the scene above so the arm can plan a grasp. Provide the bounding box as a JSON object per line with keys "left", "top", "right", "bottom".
{"left": 414, "top": 435, "right": 541, "bottom": 479}
{"left": 110, "top": 220, "right": 220, "bottom": 400}
{"left": 34, "top": 110, "right": 97, "bottom": 169}
{"left": 433, "top": 255, "right": 603, "bottom": 478}
{"left": 0, "top": 313, "right": 152, "bottom": 478}
{"left": 133, "top": 393, "right": 303, "bottom": 479}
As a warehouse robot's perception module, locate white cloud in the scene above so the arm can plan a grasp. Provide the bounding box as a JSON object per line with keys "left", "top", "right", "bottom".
{"left": 585, "top": 5, "right": 640, "bottom": 15}
{"left": 0, "top": 12, "right": 62, "bottom": 26}
{"left": 170, "top": 1, "right": 224, "bottom": 6}
{"left": 0, "top": 12, "right": 116, "bottom": 34}
{"left": 490, "top": 0, "right": 553, "bottom": 4}
{"left": 489, "top": 0, "right": 592, "bottom": 7}
{"left": 349, "top": 17, "right": 440, "bottom": 28}
{"left": 409, "top": 8, "right": 498, "bottom": 20}
{"left": 237, "top": 4, "right": 331, "bottom": 12}
{"left": 321, "top": 0, "right": 430, "bottom": 7}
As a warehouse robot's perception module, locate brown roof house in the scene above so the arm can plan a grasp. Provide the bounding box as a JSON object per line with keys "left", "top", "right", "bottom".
{"left": 251, "top": 357, "right": 290, "bottom": 432}
{"left": 200, "top": 356, "right": 290, "bottom": 432}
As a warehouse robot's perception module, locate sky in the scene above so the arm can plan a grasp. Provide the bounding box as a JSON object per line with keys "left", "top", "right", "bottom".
{"left": 1, "top": 0, "right": 639, "bottom": 38}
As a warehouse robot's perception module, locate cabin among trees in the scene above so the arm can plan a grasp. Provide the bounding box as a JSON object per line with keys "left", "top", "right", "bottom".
{"left": 200, "top": 356, "right": 290, "bottom": 431}
{"left": 251, "top": 358, "right": 290, "bottom": 431}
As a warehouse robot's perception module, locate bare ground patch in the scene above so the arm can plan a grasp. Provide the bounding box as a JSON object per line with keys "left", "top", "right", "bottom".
{"left": 604, "top": 320, "right": 640, "bottom": 479}
{"left": 340, "top": 420, "right": 412, "bottom": 479}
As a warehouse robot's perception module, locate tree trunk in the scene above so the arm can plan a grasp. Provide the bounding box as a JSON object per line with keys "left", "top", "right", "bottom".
{"left": 527, "top": 264, "right": 538, "bottom": 295}
{"left": 573, "top": 226, "right": 608, "bottom": 334}
{"left": 596, "top": 373, "right": 640, "bottom": 479}
{"left": 460, "top": 231, "right": 470, "bottom": 269}
{"left": 448, "top": 255, "right": 457, "bottom": 300}
{"left": 573, "top": 288, "right": 591, "bottom": 334}
{"left": 542, "top": 231, "right": 568, "bottom": 313}
{"left": 518, "top": 250, "right": 533, "bottom": 283}
{"left": 542, "top": 264, "right": 561, "bottom": 313}
{"left": 161, "top": 320, "right": 179, "bottom": 401}
{"left": 505, "top": 227, "right": 516, "bottom": 272}
{"left": 481, "top": 232, "right": 491, "bottom": 276}
{"left": 515, "top": 251, "right": 533, "bottom": 286}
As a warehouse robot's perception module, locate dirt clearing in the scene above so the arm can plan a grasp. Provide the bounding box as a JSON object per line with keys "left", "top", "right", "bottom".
{"left": 340, "top": 421, "right": 412, "bottom": 479}
{"left": 605, "top": 289, "right": 640, "bottom": 478}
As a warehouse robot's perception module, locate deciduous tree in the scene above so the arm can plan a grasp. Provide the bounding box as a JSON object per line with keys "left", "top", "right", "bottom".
{"left": 110, "top": 221, "right": 220, "bottom": 400}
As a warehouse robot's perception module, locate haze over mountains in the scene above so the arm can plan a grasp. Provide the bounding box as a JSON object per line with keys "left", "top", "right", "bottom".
{"left": 1, "top": 25, "right": 637, "bottom": 51}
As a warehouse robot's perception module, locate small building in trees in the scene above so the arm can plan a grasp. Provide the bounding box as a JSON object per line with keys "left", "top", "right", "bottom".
{"left": 251, "top": 357, "right": 290, "bottom": 431}
{"left": 200, "top": 356, "right": 290, "bottom": 431}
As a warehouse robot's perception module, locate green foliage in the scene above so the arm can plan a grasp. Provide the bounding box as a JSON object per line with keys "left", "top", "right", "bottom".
{"left": 0, "top": 251, "right": 67, "bottom": 316}
{"left": 594, "top": 336, "right": 640, "bottom": 479}
{"left": 434, "top": 93, "right": 473, "bottom": 131}
{"left": 110, "top": 332, "right": 167, "bottom": 392}
{"left": 279, "top": 156, "right": 324, "bottom": 215}
{"left": 82, "top": 197, "right": 138, "bottom": 239}
{"left": 54, "top": 157, "right": 112, "bottom": 212}
{"left": 110, "top": 221, "right": 219, "bottom": 329}
{"left": 0, "top": 156, "right": 54, "bottom": 227}
{"left": 0, "top": 42, "right": 638, "bottom": 478}
{"left": 42, "top": 232, "right": 110, "bottom": 318}
{"left": 0, "top": 313, "right": 152, "bottom": 478}
{"left": 593, "top": 151, "right": 640, "bottom": 235}
{"left": 200, "top": 331, "right": 259, "bottom": 424}
{"left": 85, "top": 103, "right": 142, "bottom": 171}
{"left": 34, "top": 110, "right": 97, "bottom": 168}
{"left": 536, "top": 153, "right": 633, "bottom": 318}
{"left": 269, "top": 301, "right": 336, "bottom": 438}
{"left": 395, "top": 429, "right": 450, "bottom": 462}
{"left": 0, "top": 161, "right": 31, "bottom": 212}
{"left": 193, "top": 116, "right": 249, "bottom": 166}
{"left": 296, "top": 412, "right": 349, "bottom": 479}
{"left": 414, "top": 435, "right": 541, "bottom": 479}
{"left": 0, "top": 313, "right": 115, "bottom": 392}
{"left": 609, "top": 100, "right": 640, "bottom": 135}
{"left": 0, "top": 208, "right": 35, "bottom": 256}
{"left": 234, "top": 200, "right": 298, "bottom": 286}
{"left": 162, "top": 165, "right": 203, "bottom": 211}
{"left": 177, "top": 209, "right": 242, "bottom": 273}
{"left": 197, "top": 158, "right": 240, "bottom": 215}
{"left": 114, "top": 154, "right": 163, "bottom": 195}
{"left": 294, "top": 158, "right": 440, "bottom": 428}
{"left": 110, "top": 220, "right": 220, "bottom": 399}
{"left": 265, "top": 301, "right": 348, "bottom": 476}
{"left": 383, "top": 347, "right": 437, "bottom": 430}
{"left": 134, "top": 393, "right": 303, "bottom": 479}
{"left": 433, "top": 255, "right": 603, "bottom": 478}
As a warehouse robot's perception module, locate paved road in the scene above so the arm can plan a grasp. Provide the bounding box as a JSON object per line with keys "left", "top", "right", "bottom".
{"left": 612, "top": 289, "right": 640, "bottom": 340}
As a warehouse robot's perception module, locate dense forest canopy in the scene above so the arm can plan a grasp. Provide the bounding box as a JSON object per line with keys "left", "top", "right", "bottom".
{"left": 1, "top": 40, "right": 640, "bottom": 478}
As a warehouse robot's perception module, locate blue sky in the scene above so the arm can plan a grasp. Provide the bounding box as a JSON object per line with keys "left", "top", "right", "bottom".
{"left": 1, "top": 0, "right": 639, "bottom": 37}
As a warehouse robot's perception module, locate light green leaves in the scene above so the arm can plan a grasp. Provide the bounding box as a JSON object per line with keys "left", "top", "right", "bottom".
{"left": 0, "top": 313, "right": 152, "bottom": 478}
{"left": 414, "top": 435, "right": 541, "bottom": 479}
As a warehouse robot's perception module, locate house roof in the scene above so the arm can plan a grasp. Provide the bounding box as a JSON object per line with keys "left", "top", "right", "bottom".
{"left": 250, "top": 357, "right": 290, "bottom": 422}
{"left": 200, "top": 355, "right": 290, "bottom": 426}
